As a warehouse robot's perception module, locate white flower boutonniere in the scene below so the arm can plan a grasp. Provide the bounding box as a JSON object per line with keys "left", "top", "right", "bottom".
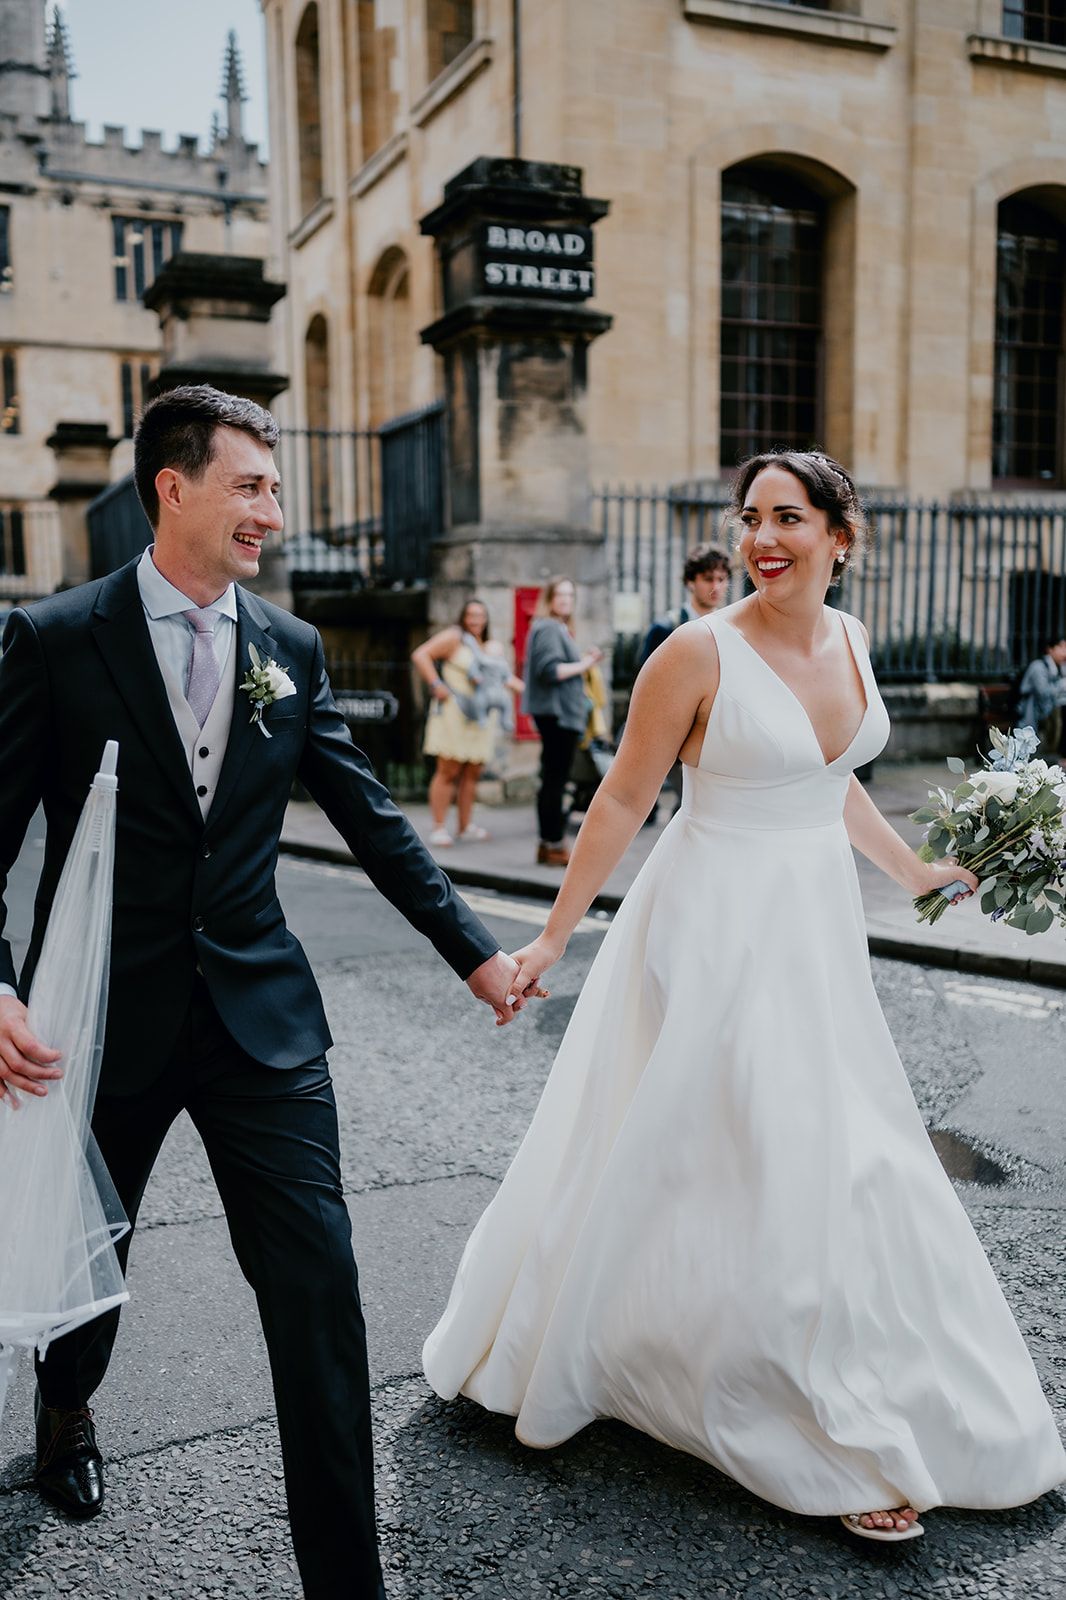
{"left": 240, "top": 642, "right": 297, "bottom": 739}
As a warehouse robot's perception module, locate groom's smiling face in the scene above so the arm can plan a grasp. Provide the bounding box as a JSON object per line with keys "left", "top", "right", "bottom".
{"left": 157, "top": 425, "right": 284, "bottom": 597}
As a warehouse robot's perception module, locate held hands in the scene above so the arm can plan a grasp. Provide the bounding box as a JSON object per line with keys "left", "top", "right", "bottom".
{"left": 466, "top": 949, "right": 553, "bottom": 1026}
{"left": 0, "top": 994, "right": 62, "bottom": 1107}
{"left": 509, "top": 934, "right": 565, "bottom": 1004}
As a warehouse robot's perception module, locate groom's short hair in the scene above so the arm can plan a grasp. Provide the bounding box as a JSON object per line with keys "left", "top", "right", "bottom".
{"left": 134, "top": 384, "right": 280, "bottom": 526}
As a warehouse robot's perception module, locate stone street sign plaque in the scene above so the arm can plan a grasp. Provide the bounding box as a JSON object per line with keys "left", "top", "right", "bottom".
{"left": 334, "top": 689, "right": 400, "bottom": 724}
{"left": 478, "top": 222, "right": 595, "bottom": 301}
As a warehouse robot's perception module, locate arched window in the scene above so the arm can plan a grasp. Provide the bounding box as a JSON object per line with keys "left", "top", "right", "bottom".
{"left": 304, "top": 314, "right": 332, "bottom": 528}
{"left": 295, "top": 3, "right": 324, "bottom": 217}
{"left": 719, "top": 163, "right": 825, "bottom": 467}
{"left": 993, "top": 192, "right": 1066, "bottom": 484}
{"left": 358, "top": 1, "right": 399, "bottom": 164}
{"left": 426, "top": 0, "right": 474, "bottom": 82}
{"left": 1003, "top": 0, "right": 1066, "bottom": 45}
{"left": 367, "top": 247, "right": 413, "bottom": 427}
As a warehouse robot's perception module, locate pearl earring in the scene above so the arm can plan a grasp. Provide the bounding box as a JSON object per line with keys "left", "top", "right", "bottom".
{"left": 835, "top": 549, "right": 847, "bottom": 564}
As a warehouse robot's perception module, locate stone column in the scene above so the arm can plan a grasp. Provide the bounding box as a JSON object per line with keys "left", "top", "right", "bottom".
{"left": 419, "top": 158, "right": 613, "bottom": 650}
{"left": 144, "top": 251, "right": 291, "bottom": 606}
{"left": 47, "top": 421, "right": 118, "bottom": 588}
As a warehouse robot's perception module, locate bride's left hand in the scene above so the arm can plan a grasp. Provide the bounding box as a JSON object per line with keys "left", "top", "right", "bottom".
{"left": 919, "top": 857, "right": 980, "bottom": 903}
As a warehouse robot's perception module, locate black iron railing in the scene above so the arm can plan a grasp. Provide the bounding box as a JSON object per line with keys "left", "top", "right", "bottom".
{"left": 598, "top": 484, "right": 1066, "bottom": 685}
{"left": 324, "top": 655, "right": 426, "bottom": 797}
{"left": 278, "top": 401, "right": 446, "bottom": 590}
{"left": 0, "top": 500, "right": 64, "bottom": 602}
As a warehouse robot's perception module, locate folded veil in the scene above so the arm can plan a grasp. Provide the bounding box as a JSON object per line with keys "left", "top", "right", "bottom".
{"left": 0, "top": 741, "right": 129, "bottom": 1432}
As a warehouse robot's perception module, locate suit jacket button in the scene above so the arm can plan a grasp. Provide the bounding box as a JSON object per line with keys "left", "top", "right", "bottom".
{"left": 199, "top": 746, "right": 209, "bottom": 759}
{"left": 201, "top": 845, "right": 212, "bottom": 860}
{"left": 193, "top": 915, "right": 205, "bottom": 932}
{"left": 196, "top": 784, "right": 208, "bottom": 797}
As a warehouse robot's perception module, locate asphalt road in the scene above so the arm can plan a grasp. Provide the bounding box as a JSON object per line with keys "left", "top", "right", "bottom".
{"left": 1, "top": 822, "right": 1064, "bottom": 1600}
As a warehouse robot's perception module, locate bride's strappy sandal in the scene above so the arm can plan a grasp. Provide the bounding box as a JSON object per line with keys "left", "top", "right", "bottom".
{"left": 840, "top": 1511, "right": 924, "bottom": 1543}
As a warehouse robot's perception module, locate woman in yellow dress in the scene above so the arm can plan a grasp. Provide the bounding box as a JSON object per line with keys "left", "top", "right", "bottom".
{"left": 411, "top": 599, "right": 523, "bottom": 846}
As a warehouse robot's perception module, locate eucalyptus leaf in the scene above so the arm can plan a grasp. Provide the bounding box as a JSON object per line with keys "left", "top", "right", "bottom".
{"left": 946, "top": 756, "right": 966, "bottom": 774}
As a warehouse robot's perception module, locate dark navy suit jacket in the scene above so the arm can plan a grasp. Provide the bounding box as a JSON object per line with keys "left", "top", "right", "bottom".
{"left": 0, "top": 557, "right": 499, "bottom": 1094}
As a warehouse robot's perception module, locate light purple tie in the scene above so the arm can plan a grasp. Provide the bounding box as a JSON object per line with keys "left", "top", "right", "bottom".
{"left": 182, "top": 608, "right": 221, "bottom": 729}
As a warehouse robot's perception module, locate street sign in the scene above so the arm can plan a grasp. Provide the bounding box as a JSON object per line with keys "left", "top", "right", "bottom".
{"left": 479, "top": 222, "right": 596, "bottom": 301}
{"left": 335, "top": 690, "right": 400, "bottom": 724}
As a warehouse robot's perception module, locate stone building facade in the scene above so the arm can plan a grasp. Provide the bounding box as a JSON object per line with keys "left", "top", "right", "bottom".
{"left": 261, "top": 0, "right": 1066, "bottom": 501}
{"left": 0, "top": 2, "right": 269, "bottom": 600}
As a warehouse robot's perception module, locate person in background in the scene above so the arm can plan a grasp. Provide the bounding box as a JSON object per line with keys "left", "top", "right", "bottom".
{"left": 411, "top": 599, "right": 522, "bottom": 847}
{"left": 639, "top": 543, "right": 732, "bottom": 822}
{"left": 638, "top": 542, "right": 731, "bottom": 667}
{"left": 1016, "top": 634, "right": 1066, "bottom": 758}
{"left": 523, "top": 577, "right": 604, "bottom": 867}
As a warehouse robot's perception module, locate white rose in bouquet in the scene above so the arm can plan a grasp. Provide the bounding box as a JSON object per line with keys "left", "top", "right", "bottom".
{"left": 975, "top": 770, "right": 1020, "bottom": 804}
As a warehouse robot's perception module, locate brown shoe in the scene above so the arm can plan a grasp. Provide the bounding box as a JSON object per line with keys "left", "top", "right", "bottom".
{"left": 537, "top": 842, "right": 570, "bottom": 866}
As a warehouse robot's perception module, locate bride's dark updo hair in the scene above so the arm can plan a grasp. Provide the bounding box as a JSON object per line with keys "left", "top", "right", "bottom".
{"left": 727, "top": 450, "right": 868, "bottom": 584}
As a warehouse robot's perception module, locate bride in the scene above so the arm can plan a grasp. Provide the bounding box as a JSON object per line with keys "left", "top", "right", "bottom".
{"left": 423, "top": 449, "right": 1066, "bottom": 1542}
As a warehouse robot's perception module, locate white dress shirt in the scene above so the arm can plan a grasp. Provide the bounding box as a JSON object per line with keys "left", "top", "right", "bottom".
{"left": 136, "top": 547, "right": 238, "bottom": 690}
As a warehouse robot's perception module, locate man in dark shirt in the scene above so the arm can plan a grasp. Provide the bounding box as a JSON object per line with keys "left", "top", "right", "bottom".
{"left": 638, "top": 542, "right": 731, "bottom": 667}
{"left": 639, "top": 543, "right": 731, "bottom": 822}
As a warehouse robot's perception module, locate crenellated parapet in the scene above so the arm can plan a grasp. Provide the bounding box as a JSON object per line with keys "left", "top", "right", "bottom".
{"left": 0, "top": 6, "right": 266, "bottom": 205}
{"left": 0, "top": 114, "right": 265, "bottom": 203}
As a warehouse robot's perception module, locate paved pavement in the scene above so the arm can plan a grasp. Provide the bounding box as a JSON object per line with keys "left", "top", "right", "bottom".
{"left": 282, "top": 761, "right": 1066, "bottom": 987}
{"left": 1, "top": 828, "right": 1064, "bottom": 1598}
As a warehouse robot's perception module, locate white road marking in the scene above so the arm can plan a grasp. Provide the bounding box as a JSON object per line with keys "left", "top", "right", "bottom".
{"left": 280, "top": 854, "right": 610, "bottom": 934}
{"left": 942, "top": 979, "right": 1061, "bottom": 1019}
{"left": 462, "top": 893, "right": 609, "bottom": 936}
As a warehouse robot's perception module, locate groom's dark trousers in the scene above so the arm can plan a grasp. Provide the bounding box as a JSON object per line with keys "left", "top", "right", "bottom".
{"left": 0, "top": 558, "right": 500, "bottom": 1599}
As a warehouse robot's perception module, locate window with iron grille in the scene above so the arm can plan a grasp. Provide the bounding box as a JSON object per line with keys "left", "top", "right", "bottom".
{"left": 993, "top": 197, "right": 1065, "bottom": 484}
{"left": 0, "top": 207, "right": 11, "bottom": 295}
{"left": 719, "top": 167, "right": 824, "bottom": 469}
{"left": 112, "top": 217, "right": 183, "bottom": 303}
{"left": 0, "top": 506, "right": 26, "bottom": 576}
{"left": 120, "top": 359, "right": 154, "bottom": 439}
{"left": 1002, "top": 0, "right": 1066, "bottom": 45}
{"left": 1, "top": 351, "right": 18, "bottom": 436}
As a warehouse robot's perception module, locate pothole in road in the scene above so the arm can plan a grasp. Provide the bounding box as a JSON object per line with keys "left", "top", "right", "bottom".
{"left": 929, "top": 1128, "right": 1008, "bottom": 1186}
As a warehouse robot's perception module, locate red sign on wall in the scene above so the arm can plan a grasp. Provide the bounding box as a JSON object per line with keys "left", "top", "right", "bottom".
{"left": 513, "top": 585, "right": 541, "bottom": 741}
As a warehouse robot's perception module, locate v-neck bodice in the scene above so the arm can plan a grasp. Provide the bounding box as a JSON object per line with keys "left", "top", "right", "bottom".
{"left": 679, "top": 608, "right": 890, "bottom": 831}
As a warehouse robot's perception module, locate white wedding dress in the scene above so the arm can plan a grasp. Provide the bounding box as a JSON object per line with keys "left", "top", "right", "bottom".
{"left": 424, "top": 609, "right": 1066, "bottom": 1517}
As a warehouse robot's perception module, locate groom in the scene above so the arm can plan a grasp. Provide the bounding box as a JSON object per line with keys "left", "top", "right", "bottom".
{"left": 0, "top": 385, "right": 529, "bottom": 1599}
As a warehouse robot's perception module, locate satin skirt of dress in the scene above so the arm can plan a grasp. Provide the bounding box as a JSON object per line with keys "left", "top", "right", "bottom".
{"left": 424, "top": 806, "right": 1066, "bottom": 1517}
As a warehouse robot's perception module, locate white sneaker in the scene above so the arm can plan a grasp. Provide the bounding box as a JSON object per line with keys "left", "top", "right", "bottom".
{"left": 428, "top": 826, "right": 453, "bottom": 847}
{"left": 458, "top": 824, "right": 491, "bottom": 843}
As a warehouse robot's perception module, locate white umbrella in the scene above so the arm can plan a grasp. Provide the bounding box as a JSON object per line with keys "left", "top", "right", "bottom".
{"left": 0, "top": 740, "right": 129, "bottom": 1432}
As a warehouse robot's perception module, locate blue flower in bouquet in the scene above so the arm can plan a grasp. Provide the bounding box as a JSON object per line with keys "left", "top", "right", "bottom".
{"left": 986, "top": 724, "right": 1039, "bottom": 771}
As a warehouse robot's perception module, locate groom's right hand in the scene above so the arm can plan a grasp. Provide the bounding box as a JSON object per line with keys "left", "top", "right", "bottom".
{"left": 0, "top": 995, "right": 62, "bottom": 1106}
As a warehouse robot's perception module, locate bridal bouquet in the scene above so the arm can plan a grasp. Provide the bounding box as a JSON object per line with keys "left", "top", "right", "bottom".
{"left": 910, "top": 726, "right": 1066, "bottom": 931}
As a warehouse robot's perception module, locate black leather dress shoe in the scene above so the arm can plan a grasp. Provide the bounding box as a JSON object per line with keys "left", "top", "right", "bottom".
{"left": 35, "top": 1393, "right": 104, "bottom": 1518}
